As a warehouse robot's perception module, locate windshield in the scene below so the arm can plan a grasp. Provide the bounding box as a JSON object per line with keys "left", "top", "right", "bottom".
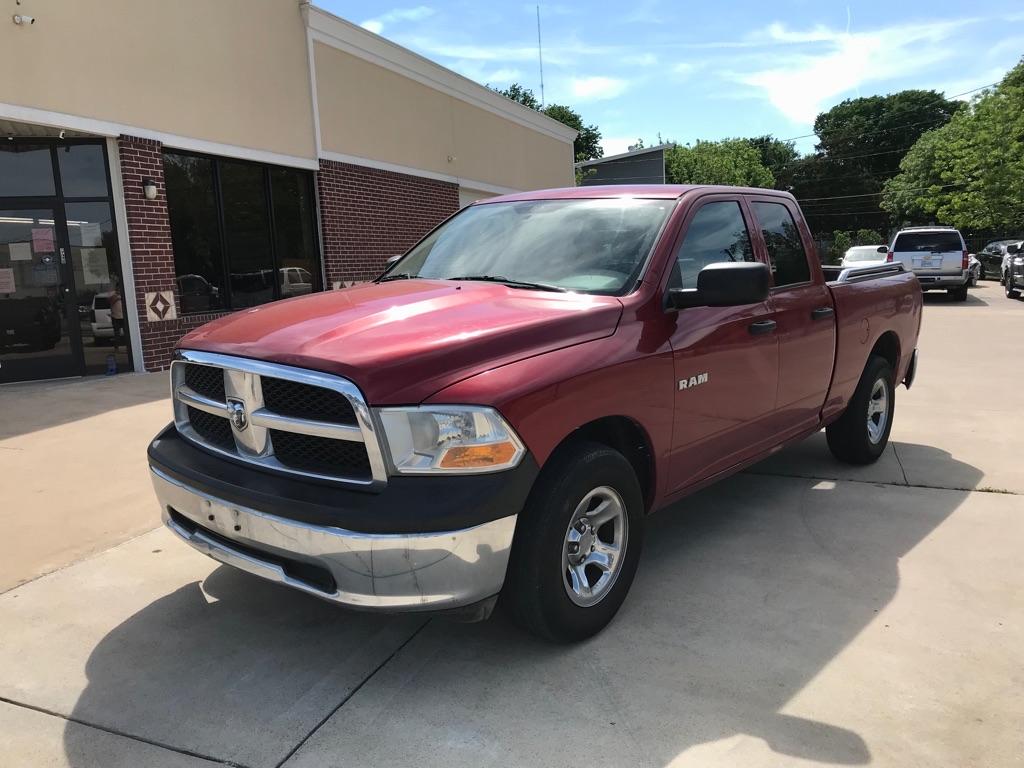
{"left": 386, "top": 198, "right": 675, "bottom": 295}
{"left": 844, "top": 246, "right": 884, "bottom": 262}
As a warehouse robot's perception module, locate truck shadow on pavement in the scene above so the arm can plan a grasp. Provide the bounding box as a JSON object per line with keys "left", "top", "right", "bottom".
{"left": 62, "top": 446, "right": 981, "bottom": 768}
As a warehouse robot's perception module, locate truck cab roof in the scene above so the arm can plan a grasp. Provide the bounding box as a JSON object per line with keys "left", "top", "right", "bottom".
{"left": 482, "top": 184, "right": 797, "bottom": 203}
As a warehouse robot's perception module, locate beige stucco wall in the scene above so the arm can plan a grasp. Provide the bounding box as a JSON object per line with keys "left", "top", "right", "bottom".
{"left": 0, "top": 0, "right": 315, "bottom": 161}
{"left": 314, "top": 43, "right": 574, "bottom": 190}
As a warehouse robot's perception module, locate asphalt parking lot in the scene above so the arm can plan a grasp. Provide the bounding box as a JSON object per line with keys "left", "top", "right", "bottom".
{"left": 1, "top": 281, "right": 1022, "bottom": 768}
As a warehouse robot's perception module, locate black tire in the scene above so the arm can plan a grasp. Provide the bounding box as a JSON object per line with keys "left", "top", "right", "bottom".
{"left": 826, "top": 355, "right": 895, "bottom": 465}
{"left": 503, "top": 440, "right": 643, "bottom": 643}
{"left": 1007, "top": 275, "right": 1020, "bottom": 299}
{"left": 948, "top": 285, "right": 968, "bottom": 301}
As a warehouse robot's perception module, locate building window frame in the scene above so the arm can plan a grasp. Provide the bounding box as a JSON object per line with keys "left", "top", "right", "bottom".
{"left": 162, "top": 148, "right": 322, "bottom": 314}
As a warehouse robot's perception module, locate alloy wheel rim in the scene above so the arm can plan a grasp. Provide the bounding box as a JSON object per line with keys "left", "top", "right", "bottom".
{"left": 866, "top": 377, "right": 889, "bottom": 444}
{"left": 562, "top": 486, "right": 628, "bottom": 607}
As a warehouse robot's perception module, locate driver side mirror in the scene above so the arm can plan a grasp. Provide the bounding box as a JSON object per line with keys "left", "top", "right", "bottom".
{"left": 876, "top": 245, "right": 888, "bottom": 254}
{"left": 377, "top": 254, "right": 404, "bottom": 279}
{"left": 668, "top": 261, "right": 771, "bottom": 310}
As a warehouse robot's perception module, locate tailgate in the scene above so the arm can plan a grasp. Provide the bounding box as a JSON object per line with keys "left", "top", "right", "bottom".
{"left": 892, "top": 231, "right": 963, "bottom": 273}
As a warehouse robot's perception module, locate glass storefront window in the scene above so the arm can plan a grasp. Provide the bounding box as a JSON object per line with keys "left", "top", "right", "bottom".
{"left": 163, "top": 151, "right": 321, "bottom": 313}
{"left": 271, "top": 167, "right": 321, "bottom": 298}
{"left": 164, "top": 153, "right": 226, "bottom": 314}
{"left": 57, "top": 144, "right": 109, "bottom": 198}
{"left": 221, "top": 161, "right": 274, "bottom": 308}
{"left": 0, "top": 144, "right": 56, "bottom": 197}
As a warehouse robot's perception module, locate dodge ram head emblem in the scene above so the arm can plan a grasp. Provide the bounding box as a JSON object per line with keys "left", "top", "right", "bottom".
{"left": 227, "top": 398, "right": 248, "bottom": 431}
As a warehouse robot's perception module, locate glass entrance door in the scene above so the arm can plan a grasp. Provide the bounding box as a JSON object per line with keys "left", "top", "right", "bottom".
{"left": 0, "top": 205, "right": 83, "bottom": 383}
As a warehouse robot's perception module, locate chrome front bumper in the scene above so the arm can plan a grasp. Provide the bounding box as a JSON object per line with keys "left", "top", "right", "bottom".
{"left": 151, "top": 468, "right": 517, "bottom": 613}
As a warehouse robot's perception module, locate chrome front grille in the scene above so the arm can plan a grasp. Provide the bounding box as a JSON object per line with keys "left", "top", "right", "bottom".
{"left": 171, "top": 350, "right": 387, "bottom": 488}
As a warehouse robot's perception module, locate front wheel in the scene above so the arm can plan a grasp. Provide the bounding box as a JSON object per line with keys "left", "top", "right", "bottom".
{"left": 504, "top": 441, "right": 643, "bottom": 643}
{"left": 826, "top": 355, "right": 895, "bottom": 465}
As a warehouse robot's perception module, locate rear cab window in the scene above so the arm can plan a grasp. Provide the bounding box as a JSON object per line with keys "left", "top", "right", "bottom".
{"left": 751, "top": 201, "right": 811, "bottom": 287}
{"left": 892, "top": 232, "right": 963, "bottom": 252}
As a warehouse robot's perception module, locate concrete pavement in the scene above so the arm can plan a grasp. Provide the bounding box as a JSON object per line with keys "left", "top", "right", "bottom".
{"left": 0, "top": 372, "right": 169, "bottom": 591}
{"left": 1, "top": 281, "right": 1022, "bottom": 767}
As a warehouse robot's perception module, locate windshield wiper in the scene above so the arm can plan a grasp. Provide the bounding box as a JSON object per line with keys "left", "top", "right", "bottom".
{"left": 377, "top": 272, "right": 418, "bottom": 282}
{"left": 447, "top": 275, "right": 568, "bottom": 292}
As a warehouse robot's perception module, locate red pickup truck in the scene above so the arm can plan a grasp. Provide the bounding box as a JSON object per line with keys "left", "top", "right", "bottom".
{"left": 148, "top": 185, "right": 922, "bottom": 642}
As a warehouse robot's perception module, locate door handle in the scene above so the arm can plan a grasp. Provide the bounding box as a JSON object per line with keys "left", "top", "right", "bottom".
{"left": 748, "top": 319, "right": 777, "bottom": 335}
{"left": 811, "top": 306, "right": 834, "bottom": 320}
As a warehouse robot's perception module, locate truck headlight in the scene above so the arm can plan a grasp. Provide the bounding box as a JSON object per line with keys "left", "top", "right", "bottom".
{"left": 377, "top": 406, "right": 525, "bottom": 474}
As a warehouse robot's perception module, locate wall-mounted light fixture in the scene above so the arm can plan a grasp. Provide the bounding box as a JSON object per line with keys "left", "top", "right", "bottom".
{"left": 142, "top": 178, "right": 158, "bottom": 200}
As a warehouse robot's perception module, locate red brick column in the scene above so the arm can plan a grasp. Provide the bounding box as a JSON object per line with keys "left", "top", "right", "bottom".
{"left": 118, "top": 135, "right": 228, "bottom": 370}
{"left": 317, "top": 160, "right": 459, "bottom": 287}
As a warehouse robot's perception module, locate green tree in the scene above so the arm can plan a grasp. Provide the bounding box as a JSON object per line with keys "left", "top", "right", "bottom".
{"left": 854, "top": 228, "right": 883, "bottom": 245}
{"left": 790, "top": 90, "right": 963, "bottom": 235}
{"left": 815, "top": 90, "right": 964, "bottom": 178}
{"left": 492, "top": 83, "right": 604, "bottom": 162}
{"left": 665, "top": 139, "right": 774, "bottom": 187}
{"left": 830, "top": 230, "right": 853, "bottom": 264}
{"left": 747, "top": 135, "right": 799, "bottom": 190}
{"left": 494, "top": 83, "right": 540, "bottom": 110}
{"left": 882, "top": 59, "right": 1024, "bottom": 230}
{"left": 542, "top": 103, "right": 604, "bottom": 161}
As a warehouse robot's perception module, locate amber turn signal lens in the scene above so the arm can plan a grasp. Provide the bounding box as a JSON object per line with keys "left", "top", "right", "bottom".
{"left": 439, "top": 442, "right": 518, "bottom": 469}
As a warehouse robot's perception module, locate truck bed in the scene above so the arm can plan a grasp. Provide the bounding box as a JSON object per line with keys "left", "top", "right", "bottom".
{"left": 822, "top": 263, "right": 922, "bottom": 422}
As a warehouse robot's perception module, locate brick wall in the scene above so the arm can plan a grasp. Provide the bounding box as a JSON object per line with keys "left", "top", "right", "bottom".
{"left": 118, "top": 135, "right": 229, "bottom": 371}
{"left": 317, "top": 159, "right": 459, "bottom": 286}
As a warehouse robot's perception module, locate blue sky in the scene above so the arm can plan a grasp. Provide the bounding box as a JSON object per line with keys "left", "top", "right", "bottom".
{"left": 319, "top": 1, "right": 1024, "bottom": 155}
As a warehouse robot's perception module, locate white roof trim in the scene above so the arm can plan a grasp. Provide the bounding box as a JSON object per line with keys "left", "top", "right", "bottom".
{"left": 0, "top": 101, "right": 319, "bottom": 170}
{"left": 307, "top": 6, "right": 577, "bottom": 145}
{"left": 320, "top": 150, "right": 521, "bottom": 196}
{"left": 576, "top": 143, "right": 672, "bottom": 168}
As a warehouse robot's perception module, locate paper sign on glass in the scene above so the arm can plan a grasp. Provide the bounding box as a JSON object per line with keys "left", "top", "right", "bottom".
{"left": 0, "top": 268, "right": 15, "bottom": 293}
{"left": 9, "top": 242, "right": 32, "bottom": 261}
{"left": 79, "top": 222, "right": 103, "bottom": 247}
{"left": 32, "top": 227, "right": 55, "bottom": 254}
{"left": 81, "top": 248, "right": 110, "bottom": 286}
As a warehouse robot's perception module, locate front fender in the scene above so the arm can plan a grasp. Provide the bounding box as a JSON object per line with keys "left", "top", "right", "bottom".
{"left": 423, "top": 329, "right": 675, "bottom": 502}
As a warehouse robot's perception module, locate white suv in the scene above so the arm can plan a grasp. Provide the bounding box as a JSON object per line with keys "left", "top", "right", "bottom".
{"left": 887, "top": 226, "right": 969, "bottom": 301}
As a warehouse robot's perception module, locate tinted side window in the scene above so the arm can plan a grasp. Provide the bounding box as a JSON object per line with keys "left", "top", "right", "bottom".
{"left": 671, "top": 201, "right": 754, "bottom": 289}
{"left": 752, "top": 201, "right": 810, "bottom": 287}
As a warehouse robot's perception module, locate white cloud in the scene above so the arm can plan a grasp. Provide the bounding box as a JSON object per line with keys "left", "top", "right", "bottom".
{"left": 600, "top": 137, "right": 641, "bottom": 156}
{"left": 571, "top": 76, "right": 628, "bottom": 102}
{"left": 360, "top": 6, "right": 435, "bottom": 35}
{"left": 623, "top": 53, "right": 658, "bottom": 67}
{"left": 737, "top": 19, "right": 976, "bottom": 124}
{"left": 672, "top": 62, "right": 695, "bottom": 78}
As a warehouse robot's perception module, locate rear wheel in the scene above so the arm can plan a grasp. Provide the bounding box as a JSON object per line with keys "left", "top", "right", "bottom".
{"left": 1007, "top": 275, "right": 1020, "bottom": 299}
{"left": 948, "top": 285, "right": 968, "bottom": 301}
{"left": 826, "top": 355, "right": 895, "bottom": 465}
{"left": 504, "top": 441, "right": 643, "bottom": 643}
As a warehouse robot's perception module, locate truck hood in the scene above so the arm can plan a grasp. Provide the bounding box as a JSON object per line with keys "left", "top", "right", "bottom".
{"left": 179, "top": 279, "right": 623, "bottom": 404}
